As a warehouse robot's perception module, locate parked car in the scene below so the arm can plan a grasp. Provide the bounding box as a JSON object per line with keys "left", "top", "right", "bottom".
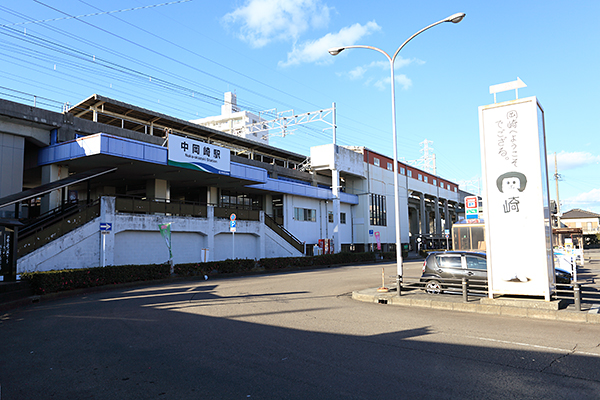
{"left": 420, "top": 251, "right": 572, "bottom": 294}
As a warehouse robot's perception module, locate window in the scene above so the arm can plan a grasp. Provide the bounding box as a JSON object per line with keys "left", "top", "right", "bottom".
{"left": 374, "top": 158, "right": 380, "bottom": 167}
{"left": 440, "top": 182, "right": 444, "bottom": 189}
{"left": 418, "top": 174, "right": 422, "bottom": 181}
{"left": 400, "top": 167, "right": 405, "bottom": 175}
{"left": 424, "top": 176, "right": 428, "bottom": 183}
{"left": 407, "top": 170, "right": 412, "bottom": 178}
{"left": 328, "top": 211, "right": 334, "bottom": 223}
{"left": 438, "top": 255, "right": 462, "bottom": 270}
{"left": 433, "top": 179, "right": 437, "bottom": 185}
{"left": 220, "top": 191, "right": 262, "bottom": 210}
{"left": 369, "top": 193, "right": 387, "bottom": 226}
{"left": 466, "top": 255, "right": 487, "bottom": 270}
{"left": 387, "top": 162, "right": 393, "bottom": 171}
{"left": 340, "top": 212, "right": 346, "bottom": 224}
{"left": 294, "top": 207, "right": 316, "bottom": 222}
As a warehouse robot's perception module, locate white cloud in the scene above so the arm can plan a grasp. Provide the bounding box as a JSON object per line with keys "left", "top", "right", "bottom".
{"left": 222, "top": 0, "right": 331, "bottom": 48}
{"left": 563, "top": 188, "right": 600, "bottom": 214}
{"left": 552, "top": 151, "right": 600, "bottom": 170}
{"left": 279, "top": 21, "right": 381, "bottom": 67}
{"left": 373, "top": 74, "right": 412, "bottom": 91}
{"left": 332, "top": 54, "right": 423, "bottom": 89}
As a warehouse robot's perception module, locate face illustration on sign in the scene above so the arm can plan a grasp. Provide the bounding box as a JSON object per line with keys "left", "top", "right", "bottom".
{"left": 496, "top": 172, "right": 527, "bottom": 194}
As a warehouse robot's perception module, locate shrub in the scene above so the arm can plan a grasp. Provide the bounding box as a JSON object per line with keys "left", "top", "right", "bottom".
{"left": 21, "top": 264, "right": 170, "bottom": 295}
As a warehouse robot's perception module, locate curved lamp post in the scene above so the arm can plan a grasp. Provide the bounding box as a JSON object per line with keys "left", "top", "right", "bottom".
{"left": 329, "top": 12, "right": 465, "bottom": 294}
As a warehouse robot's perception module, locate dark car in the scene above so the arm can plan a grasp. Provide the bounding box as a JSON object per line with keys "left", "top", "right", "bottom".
{"left": 420, "top": 251, "right": 572, "bottom": 294}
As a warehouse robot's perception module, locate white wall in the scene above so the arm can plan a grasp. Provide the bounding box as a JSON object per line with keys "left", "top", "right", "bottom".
{"left": 17, "top": 197, "right": 304, "bottom": 273}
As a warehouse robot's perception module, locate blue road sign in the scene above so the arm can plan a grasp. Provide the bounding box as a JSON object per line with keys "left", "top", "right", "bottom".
{"left": 99, "top": 222, "right": 112, "bottom": 231}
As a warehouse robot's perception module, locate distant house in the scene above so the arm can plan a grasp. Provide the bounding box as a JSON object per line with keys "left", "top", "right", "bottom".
{"left": 561, "top": 209, "right": 600, "bottom": 236}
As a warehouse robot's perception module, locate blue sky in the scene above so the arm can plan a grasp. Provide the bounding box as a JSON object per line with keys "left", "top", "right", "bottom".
{"left": 1, "top": 0, "right": 599, "bottom": 214}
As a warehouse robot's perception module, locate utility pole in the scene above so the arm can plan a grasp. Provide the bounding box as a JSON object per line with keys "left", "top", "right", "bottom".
{"left": 554, "top": 152, "right": 561, "bottom": 227}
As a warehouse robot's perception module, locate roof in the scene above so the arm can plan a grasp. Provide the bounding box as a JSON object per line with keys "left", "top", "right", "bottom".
{"left": 561, "top": 208, "right": 600, "bottom": 219}
{"left": 67, "top": 94, "right": 307, "bottom": 163}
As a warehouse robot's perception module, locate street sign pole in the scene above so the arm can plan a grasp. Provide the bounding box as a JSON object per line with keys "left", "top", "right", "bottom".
{"left": 230, "top": 214, "right": 237, "bottom": 260}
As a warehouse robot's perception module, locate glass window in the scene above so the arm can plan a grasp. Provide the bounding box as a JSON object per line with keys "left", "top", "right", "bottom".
{"left": 466, "top": 255, "right": 487, "bottom": 270}
{"left": 369, "top": 193, "right": 387, "bottom": 226}
{"left": 438, "top": 255, "right": 462, "bottom": 269}
{"left": 424, "top": 176, "right": 428, "bottom": 183}
{"left": 328, "top": 211, "right": 334, "bottom": 223}
{"left": 407, "top": 170, "right": 412, "bottom": 178}
{"left": 400, "top": 167, "right": 405, "bottom": 175}
{"left": 374, "top": 158, "right": 380, "bottom": 167}
{"left": 294, "top": 207, "right": 316, "bottom": 222}
{"left": 340, "top": 213, "right": 346, "bottom": 224}
{"left": 387, "top": 162, "right": 393, "bottom": 171}
{"left": 433, "top": 179, "right": 437, "bottom": 185}
{"left": 418, "top": 174, "right": 422, "bottom": 181}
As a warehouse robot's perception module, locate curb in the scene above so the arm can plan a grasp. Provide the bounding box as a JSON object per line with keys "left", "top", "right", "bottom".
{"left": 352, "top": 288, "right": 600, "bottom": 324}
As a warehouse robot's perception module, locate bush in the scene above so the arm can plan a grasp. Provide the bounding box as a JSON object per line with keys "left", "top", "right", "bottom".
{"left": 175, "top": 259, "right": 256, "bottom": 276}
{"left": 21, "top": 264, "right": 170, "bottom": 295}
{"left": 21, "top": 252, "right": 385, "bottom": 296}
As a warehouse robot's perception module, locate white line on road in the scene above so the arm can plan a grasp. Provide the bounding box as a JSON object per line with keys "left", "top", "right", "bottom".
{"left": 462, "top": 335, "right": 600, "bottom": 357}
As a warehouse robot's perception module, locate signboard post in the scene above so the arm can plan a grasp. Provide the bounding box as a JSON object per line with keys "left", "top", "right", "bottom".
{"left": 230, "top": 214, "right": 236, "bottom": 259}
{"left": 99, "top": 222, "right": 112, "bottom": 268}
{"left": 479, "top": 95, "right": 554, "bottom": 300}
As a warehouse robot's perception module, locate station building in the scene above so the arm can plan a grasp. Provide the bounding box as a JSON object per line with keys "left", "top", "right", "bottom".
{"left": 0, "top": 93, "right": 466, "bottom": 279}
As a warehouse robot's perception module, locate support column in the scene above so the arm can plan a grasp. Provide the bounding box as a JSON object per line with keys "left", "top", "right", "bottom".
{"left": 146, "top": 179, "right": 169, "bottom": 201}
{"left": 435, "top": 196, "right": 441, "bottom": 235}
{"left": 444, "top": 199, "right": 450, "bottom": 230}
{"left": 419, "top": 193, "right": 427, "bottom": 235}
{"left": 207, "top": 206, "right": 215, "bottom": 261}
{"left": 41, "top": 164, "right": 69, "bottom": 214}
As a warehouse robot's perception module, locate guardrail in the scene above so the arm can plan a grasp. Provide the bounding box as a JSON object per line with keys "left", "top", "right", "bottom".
{"left": 115, "top": 196, "right": 207, "bottom": 217}
{"left": 405, "top": 276, "right": 600, "bottom": 312}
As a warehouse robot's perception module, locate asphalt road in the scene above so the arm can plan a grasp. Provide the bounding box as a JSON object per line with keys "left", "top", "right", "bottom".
{"left": 2, "top": 261, "right": 600, "bottom": 399}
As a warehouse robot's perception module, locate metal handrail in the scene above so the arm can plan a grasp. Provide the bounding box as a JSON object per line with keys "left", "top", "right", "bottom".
{"left": 264, "top": 213, "right": 304, "bottom": 254}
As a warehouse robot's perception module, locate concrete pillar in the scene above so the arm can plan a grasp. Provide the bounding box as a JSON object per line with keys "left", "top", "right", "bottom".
{"left": 41, "top": 164, "right": 69, "bottom": 213}
{"left": 207, "top": 206, "right": 215, "bottom": 261}
{"left": 99, "top": 196, "right": 116, "bottom": 267}
{"left": 264, "top": 194, "right": 273, "bottom": 216}
{"left": 444, "top": 200, "right": 450, "bottom": 230}
{"left": 259, "top": 211, "right": 266, "bottom": 259}
{"left": 0, "top": 133, "right": 24, "bottom": 218}
{"left": 332, "top": 168, "right": 341, "bottom": 253}
{"left": 435, "top": 196, "right": 441, "bottom": 235}
{"left": 419, "top": 193, "right": 427, "bottom": 235}
{"left": 146, "top": 179, "right": 169, "bottom": 200}
{"left": 208, "top": 187, "right": 218, "bottom": 206}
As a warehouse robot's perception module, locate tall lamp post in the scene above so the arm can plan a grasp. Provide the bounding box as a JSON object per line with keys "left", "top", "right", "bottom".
{"left": 329, "top": 12, "right": 465, "bottom": 294}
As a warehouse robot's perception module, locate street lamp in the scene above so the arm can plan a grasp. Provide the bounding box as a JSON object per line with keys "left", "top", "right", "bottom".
{"left": 329, "top": 12, "right": 465, "bottom": 295}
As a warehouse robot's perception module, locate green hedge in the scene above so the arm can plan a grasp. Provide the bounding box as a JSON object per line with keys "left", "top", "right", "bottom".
{"left": 21, "top": 252, "right": 385, "bottom": 296}
{"left": 21, "top": 264, "right": 171, "bottom": 295}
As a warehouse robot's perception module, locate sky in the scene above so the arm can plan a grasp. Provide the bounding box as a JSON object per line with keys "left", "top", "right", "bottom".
{"left": 0, "top": 0, "right": 599, "bottom": 214}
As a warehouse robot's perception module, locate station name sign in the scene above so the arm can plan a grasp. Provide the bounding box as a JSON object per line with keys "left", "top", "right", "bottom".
{"left": 168, "top": 134, "right": 230, "bottom": 175}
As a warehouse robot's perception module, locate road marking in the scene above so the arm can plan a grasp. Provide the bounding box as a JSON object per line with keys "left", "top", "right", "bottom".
{"left": 462, "top": 335, "right": 600, "bottom": 358}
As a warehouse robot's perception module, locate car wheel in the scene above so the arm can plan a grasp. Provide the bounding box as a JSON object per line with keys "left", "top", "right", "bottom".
{"left": 425, "top": 280, "right": 442, "bottom": 295}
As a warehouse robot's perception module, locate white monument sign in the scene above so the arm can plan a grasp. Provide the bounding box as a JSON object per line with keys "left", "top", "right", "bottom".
{"left": 479, "top": 96, "right": 554, "bottom": 300}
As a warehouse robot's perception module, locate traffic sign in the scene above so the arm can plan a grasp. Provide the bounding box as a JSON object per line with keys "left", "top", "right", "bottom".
{"left": 99, "top": 222, "right": 112, "bottom": 231}
{"left": 230, "top": 219, "right": 236, "bottom": 232}
{"left": 230, "top": 213, "right": 236, "bottom": 221}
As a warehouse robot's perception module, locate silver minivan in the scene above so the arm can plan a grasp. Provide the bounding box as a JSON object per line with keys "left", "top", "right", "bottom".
{"left": 420, "top": 251, "right": 487, "bottom": 294}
